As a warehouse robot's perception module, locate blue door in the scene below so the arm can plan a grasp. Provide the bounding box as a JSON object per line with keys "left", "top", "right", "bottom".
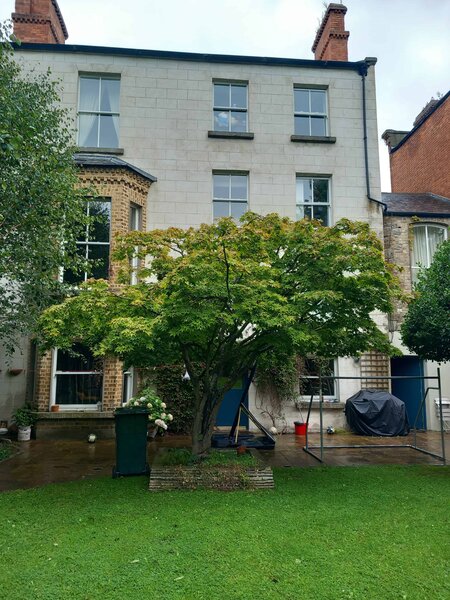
{"left": 391, "top": 357, "right": 426, "bottom": 430}
{"left": 216, "top": 378, "right": 249, "bottom": 427}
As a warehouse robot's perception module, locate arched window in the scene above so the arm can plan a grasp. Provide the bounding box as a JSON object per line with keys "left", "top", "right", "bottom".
{"left": 411, "top": 223, "right": 448, "bottom": 284}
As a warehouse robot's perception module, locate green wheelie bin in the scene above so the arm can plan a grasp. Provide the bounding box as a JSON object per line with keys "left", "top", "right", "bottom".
{"left": 113, "top": 408, "right": 150, "bottom": 477}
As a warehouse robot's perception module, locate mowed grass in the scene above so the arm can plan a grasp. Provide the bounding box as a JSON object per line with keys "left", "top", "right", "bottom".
{"left": 0, "top": 466, "right": 449, "bottom": 600}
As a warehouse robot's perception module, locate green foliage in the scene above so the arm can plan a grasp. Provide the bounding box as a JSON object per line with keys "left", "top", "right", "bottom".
{"left": 0, "top": 442, "right": 14, "bottom": 462}
{"left": 39, "top": 212, "right": 400, "bottom": 452}
{"left": 158, "top": 448, "right": 257, "bottom": 467}
{"left": 0, "top": 21, "right": 92, "bottom": 354}
{"left": 147, "top": 364, "right": 196, "bottom": 434}
{"left": 401, "top": 239, "right": 450, "bottom": 362}
{"left": 12, "top": 404, "right": 36, "bottom": 427}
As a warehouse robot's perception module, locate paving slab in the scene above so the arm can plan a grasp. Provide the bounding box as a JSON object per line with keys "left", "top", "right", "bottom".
{"left": 0, "top": 432, "right": 447, "bottom": 492}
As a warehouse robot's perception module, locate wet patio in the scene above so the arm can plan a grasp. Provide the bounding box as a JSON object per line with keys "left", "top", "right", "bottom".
{"left": 0, "top": 431, "right": 448, "bottom": 492}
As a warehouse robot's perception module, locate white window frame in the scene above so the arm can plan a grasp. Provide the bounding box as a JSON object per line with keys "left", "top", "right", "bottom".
{"left": 77, "top": 74, "right": 120, "bottom": 148}
{"left": 296, "top": 176, "right": 331, "bottom": 225}
{"left": 50, "top": 348, "right": 103, "bottom": 411}
{"left": 411, "top": 223, "right": 448, "bottom": 284}
{"left": 129, "top": 203, "right": 142, "bottom": 285}
{"left": 63, "top": 198, "right": 111, "bottom": 284}
{"left": 213, "top": 81, "right": 248, "bottom": 133}
{"left": 299, "top": 358, "right": 338, "bottom": 402}
{"left": 122, "top": 367, "right": 135, "bottom": 404}
{"left": 294, "top": 87, "right": 328, "bottom": 136}
{"left": 212, "top": 172, "right": 249, "bottom": 221}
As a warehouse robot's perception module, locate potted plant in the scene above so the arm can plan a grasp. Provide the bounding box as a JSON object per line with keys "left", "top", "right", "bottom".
{"left": 13, "top": 404, "right": 36, "bottom": 441}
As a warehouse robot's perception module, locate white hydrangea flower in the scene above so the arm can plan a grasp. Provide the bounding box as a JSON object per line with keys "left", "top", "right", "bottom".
{"left": 161, "top": 402, "right": 167, "bottom": 409}
{"left": 154, "top": 418, "right": 168, "bottom": 430}
{"left": 161, "top": 412, "right": 166, "bottom": 419}
{"left": 139, "top": 396, "right": 146, "bottom": 402}
{"left": 147, "top": 402, "right": 152, "bottom": 408}
{"left": 167, "top": 414, "right": 173, "bottom": 421}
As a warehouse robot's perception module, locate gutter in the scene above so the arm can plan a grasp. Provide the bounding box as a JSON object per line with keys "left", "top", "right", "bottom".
{"left": 14, "top": 42, "right": 367, "bottom": 71}
{"left": 358, "top": 57, "right": 387, "bottom": 213}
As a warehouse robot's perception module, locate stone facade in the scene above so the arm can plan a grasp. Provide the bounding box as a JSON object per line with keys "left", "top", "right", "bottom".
{"left": 9, "top": 2, "right": 392, "bottom": 437}
{"left": 13, "top": 49, "right": 383, "bottom": 238}
{"left": 384, "top": 214, "right": 450, "bottom": 325}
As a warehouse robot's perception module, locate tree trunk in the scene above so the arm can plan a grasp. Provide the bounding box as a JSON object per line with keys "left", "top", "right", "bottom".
{"left": 191, "top": 391, "right": 222, "bottom": 455}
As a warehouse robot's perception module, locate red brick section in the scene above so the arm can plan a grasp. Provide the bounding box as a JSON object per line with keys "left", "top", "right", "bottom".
{"left": 390, "top": 96, "right": 450, "bottom": 197}
{"left": 312, "top": 3, "right": 349, "bottom": 61}
{"left": 12, "top": 0, "right": 68, "bottom": 44}
{"left": 34, "top": 167, "right": 151, "bottom": 413}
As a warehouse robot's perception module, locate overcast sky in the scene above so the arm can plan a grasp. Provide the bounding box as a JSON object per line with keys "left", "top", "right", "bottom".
{"left": 3, "top": 0, "right": 449, "bottom": 190}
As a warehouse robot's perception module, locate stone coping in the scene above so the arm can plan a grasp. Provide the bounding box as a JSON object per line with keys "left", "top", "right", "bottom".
{"left": 36, "top": 411, "right": 115, "bottom": 420}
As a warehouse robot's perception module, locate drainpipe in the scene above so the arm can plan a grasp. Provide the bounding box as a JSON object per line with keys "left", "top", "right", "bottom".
{"left": 359, "top": 57, "right": 387, "bottom": 213}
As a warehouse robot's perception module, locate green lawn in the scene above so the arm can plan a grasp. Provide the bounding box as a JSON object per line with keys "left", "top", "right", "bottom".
{"left": 1, "top": 466, "right": 449, "bottom": 600}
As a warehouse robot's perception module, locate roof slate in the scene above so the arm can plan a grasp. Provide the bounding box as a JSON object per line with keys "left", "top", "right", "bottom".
{"left": 382, "top": 192, "right": 450, "bottom": 217}
{"left": 73, "top": 153, "right": 157, "bottom": 183}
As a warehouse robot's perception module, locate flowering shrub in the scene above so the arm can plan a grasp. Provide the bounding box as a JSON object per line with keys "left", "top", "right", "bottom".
{"left": 125, "top": 388, "right": 173, "bottom": 431}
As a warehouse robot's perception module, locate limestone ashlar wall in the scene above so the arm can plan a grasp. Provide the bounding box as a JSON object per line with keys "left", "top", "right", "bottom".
{"left": 390, "top": 98, "right": 450, "bottom": 197}
{"left": 15, "top": 49, "right": 383, "bottom": 237}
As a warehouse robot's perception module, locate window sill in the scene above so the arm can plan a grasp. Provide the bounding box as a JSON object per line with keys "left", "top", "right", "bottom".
{"left": 297, "top": 401, "right": 343, "bottom": 410}
{"left": 76, "top": 147, "right": 125, "bottom": 155}
{"left": 290, "top": 135, "right": 336, "bottom": 144}
{"left": 208, "top": 131, "right": 254, "bottom": 140}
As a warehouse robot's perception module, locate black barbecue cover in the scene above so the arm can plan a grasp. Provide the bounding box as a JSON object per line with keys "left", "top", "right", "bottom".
{"left": 345, "top": 389, "right": 410, "bottom": 436}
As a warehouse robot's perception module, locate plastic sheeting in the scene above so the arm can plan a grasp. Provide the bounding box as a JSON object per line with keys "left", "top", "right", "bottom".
{"left": 345, "top": 389, "right": 410, "bottom": 436}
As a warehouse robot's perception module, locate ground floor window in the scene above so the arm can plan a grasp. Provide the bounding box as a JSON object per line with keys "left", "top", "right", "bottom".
{"left": 122, "top": 367, "right": 135, "bottom": 404}
{"left": 52, "top": 344, "right": 103, "bottom": 408}
{"left": 299, "top": 358, "right": 336, "bottom": 400}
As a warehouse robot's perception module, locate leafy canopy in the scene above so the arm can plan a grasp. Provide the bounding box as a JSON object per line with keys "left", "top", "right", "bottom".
{"left": 39, "top": 212, "right": 399, "bottom": 453}
{"left": 0, "top": 22, "right": 91, "bottom": 354}
{"left": 40, "top": 213, "right": 398, "bottom": 372}
{"left": 401, "top": 239, "right": 450, "bottom": 362}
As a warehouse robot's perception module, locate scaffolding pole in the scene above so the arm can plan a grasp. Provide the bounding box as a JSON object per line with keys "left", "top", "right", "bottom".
{"left": 303, "top": 370, "right": 446, "bottom": 465}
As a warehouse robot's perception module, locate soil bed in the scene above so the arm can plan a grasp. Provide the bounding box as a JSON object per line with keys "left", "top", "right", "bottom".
{"left": 149, "top": 448, "right": 274, "bottom": 491}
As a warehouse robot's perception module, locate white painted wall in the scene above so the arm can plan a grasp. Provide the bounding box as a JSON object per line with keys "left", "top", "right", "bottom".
{"left": 0, "top": 342, "right": 30, "bottom": 425}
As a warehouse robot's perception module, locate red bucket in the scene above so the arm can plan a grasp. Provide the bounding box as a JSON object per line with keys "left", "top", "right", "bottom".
{"left": 294, "top": 422, "right": 308, "bottom": 436}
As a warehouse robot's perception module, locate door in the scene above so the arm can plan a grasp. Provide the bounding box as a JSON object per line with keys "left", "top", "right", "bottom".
{"left": 391, "top": 356, "right": 426, "bottom": 430}
{"left": 216, "top": 377, "right": 249, "bottom": 427}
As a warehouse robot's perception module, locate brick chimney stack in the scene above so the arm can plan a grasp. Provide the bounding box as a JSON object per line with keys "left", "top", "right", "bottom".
{"left": 312, "top": 3, "right": 349, "bottom": 61}
{"left": 12, "top": 0, "right": 68, "bottom": 44}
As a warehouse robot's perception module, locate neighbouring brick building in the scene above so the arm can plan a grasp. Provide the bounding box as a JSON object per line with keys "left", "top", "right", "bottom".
{"left": 383, "top": 92, "right": 450, "bottom": 198}
{"left": 1, "top": 1, "right": 406, "bottom": 437}
{"left": 382, "top": 93, "right": 450, "bottom": 431}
